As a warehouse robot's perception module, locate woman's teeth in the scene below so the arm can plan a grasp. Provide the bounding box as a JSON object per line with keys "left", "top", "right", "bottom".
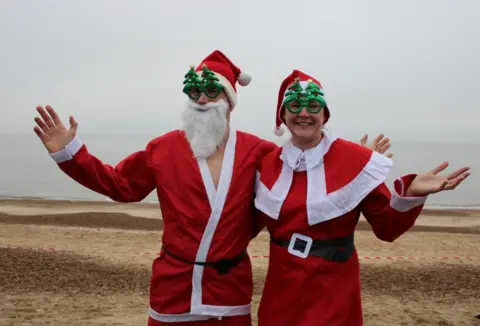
{"left": 296, "top": 122, "right": 313, "bottom": 126}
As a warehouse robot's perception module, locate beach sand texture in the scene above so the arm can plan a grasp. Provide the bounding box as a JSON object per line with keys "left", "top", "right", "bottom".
{"left": 1, "top": 198, "right": 479, "bottom": 326}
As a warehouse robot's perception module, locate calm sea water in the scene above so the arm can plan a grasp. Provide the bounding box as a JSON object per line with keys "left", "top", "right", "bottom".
{"left": 1, "top": 133, "right": 479, "bottom": 208}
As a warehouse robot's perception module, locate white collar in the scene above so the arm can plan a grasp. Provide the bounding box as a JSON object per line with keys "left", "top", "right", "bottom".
{"left": 280, "top": 131, "right": 337, "bottom": 170}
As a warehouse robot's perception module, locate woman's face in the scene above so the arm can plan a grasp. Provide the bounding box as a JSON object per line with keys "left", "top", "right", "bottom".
{"left": 283, "top": 100, "right": 327, "bottom": 141}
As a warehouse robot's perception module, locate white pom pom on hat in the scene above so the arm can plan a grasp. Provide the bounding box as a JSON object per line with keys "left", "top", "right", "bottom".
{"left": 274, "top": 125, "right": 285, "bottom": 137}
{"left": 238, "top": 72, "right": 252, "bottom": 86}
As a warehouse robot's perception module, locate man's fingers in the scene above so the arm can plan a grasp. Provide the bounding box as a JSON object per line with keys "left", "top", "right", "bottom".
{"left": 36, "top": 106, "right": 55, "bottom": 128}
{"left": 34, "top": 117, "right": 49, "bottom": 133}
{"left": 45, "top": 105, "right": 62, "bottom": 125}
{"left": 385, "top": 153, "right": 393, "bottom": 159}
{"left": 69, "top": 116, "right": 78, "bottom": 131}
{"left": 428, "top": 162, "right": 449, "bottom": 175}
{"left": 33, "top": 126, "right": 45, "bottom": 141}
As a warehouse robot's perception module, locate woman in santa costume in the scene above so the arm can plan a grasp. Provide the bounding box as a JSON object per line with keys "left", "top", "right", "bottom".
{"left": 254, "top": 69, "right": 471, "bottom": 326}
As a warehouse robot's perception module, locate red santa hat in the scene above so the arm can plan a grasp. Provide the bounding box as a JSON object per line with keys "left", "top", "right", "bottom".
{"left": 194, "top": 50, "right": 251, "bottom": 109}
{"left": 274, "top": 69, "right": 330, "bottom": 136}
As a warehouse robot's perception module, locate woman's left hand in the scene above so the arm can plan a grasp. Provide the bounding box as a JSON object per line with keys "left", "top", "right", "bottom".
{"left": 405, "top": 162, "right": 471, "bottom": 197}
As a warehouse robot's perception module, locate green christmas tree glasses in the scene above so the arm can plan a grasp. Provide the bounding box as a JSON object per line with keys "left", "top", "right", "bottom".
{"left": 183, "top": 65, "right": 224, "bottom": 100}
{"left": 283, "top": 79, "right": 327, "bottom": 114}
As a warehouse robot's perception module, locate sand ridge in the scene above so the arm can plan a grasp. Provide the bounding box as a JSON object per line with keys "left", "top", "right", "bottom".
{"left": 2, "top": 197, "right": 480, "bottom": 230}
{"left": 1, "top": 211, "right": 480, "bottom": 235}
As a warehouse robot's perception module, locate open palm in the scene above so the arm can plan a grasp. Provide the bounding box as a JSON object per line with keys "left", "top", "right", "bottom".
{"left": 405, "top": 162, "right": 471, "bottom": 197}
{"left": 360, "top": 133, "right": 393, "bottom": 158}
{"left": 33, "top": 105, "right": 78, "bottom": 153}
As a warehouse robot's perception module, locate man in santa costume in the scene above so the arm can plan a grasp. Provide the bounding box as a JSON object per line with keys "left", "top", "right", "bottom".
{"left": 254, "top": 69, "right": 471, "bottom": 326}
{"left": 33, "top": 50, "right": 270, "bottom": 325}
{"left": 33, "top": 50, "right": 391, "bottom": 325}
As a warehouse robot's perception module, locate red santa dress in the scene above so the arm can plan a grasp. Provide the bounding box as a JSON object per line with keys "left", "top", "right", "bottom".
{"left": 254, "top": 131, "right": 428, "bottom": 326}
{"left": 49, "top": 128, "right": 276, "bottom": 325}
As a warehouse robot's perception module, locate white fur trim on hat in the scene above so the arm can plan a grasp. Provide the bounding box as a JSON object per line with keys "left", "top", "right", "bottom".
{"left": 238, "top": 72, "right": 251, "bottom": 86}
{"left": 274, "top": 125, "right": 285, "bottom": 136}
{"left": 196, "top": 71, "right": 237, "bottom": 108}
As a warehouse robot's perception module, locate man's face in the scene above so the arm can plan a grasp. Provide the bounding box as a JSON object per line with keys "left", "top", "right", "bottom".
{"left": 182, "top": 91, "right": 231, "bottom": 158}
{"left": 282, "top": 100, "right": 326, "bottom": 140}
{"left": 195, "top": 91, "right": 229, "bottom": 108}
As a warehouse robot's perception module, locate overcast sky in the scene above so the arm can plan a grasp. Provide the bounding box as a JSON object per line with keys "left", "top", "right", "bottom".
{"left": 1, "top": 0, "right": 478, "bottom": 143}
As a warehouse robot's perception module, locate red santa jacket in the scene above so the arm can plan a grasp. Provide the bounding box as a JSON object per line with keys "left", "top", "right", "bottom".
{"left": 49, "top": 128, "right": 277, "bottom": 323}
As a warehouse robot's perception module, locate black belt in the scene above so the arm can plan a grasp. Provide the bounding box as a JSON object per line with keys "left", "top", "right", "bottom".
{"left": 162, "top": 247, "right": 247, "bottom": 275}
{"left": 271, "top": 233, "right": 355, "bottom": 263}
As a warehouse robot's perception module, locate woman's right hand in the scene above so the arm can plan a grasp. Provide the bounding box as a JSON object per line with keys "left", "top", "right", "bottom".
{"left": 360, "top": 133, "right": 393, "bottom": 158}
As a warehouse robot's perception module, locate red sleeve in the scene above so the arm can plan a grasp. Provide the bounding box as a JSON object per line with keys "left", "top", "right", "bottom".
{"left": 50, "top": 135, "right": 165, "bottom": 203}
{"left": 250, "top": 139, "right": 278, "bottom": 238}
{"left": 359, "top": 174, "right": 427, "bottom": 242}
{"left": 258, "top": 139, "right": 279, "bottom": 159}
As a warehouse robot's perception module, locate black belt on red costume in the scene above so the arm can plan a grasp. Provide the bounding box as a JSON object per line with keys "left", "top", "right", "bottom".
{"left": 270, "top": 233, "right": 355, "bottom": 263}
{"left": 162, "top": 247, "right": 247, "bottom": 275}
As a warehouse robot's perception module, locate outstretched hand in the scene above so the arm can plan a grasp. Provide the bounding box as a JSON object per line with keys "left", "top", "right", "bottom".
{"left": 33, "top": 105, "right": 78, "bottom": 153}
{"left": 405, "top": 162, "right": 471, "bottom": 197}
{"left": 360, "top": 134, "right": 393, "bottom": 158}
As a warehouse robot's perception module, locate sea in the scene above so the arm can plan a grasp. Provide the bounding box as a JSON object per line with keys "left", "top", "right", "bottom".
{"left": 1, "top": 133, "right": 479, "bottom": 209}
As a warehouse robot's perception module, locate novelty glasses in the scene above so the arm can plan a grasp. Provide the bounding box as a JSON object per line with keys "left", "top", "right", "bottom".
{"left": 183, "top": 65, "right": 224, "bottom": 100}
{"left": 283, "top": 80, "right": 327, "bottom": 114}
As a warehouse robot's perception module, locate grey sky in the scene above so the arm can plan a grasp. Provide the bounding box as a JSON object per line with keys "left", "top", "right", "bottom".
{"left": 1, "top": 0, "right": 479, "bottom": 143}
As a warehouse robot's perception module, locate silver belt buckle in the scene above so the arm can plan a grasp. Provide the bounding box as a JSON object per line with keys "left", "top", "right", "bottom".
{"left": 288, "top": 233, "right": 313, "bottom": 259}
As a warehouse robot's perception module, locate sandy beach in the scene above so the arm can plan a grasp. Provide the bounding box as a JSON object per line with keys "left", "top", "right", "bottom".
{"left": 1, "top": 197, "right": 479, "bottom": 326}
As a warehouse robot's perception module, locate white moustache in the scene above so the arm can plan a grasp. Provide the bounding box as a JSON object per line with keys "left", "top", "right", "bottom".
{"left": 189, "top": 100, "right": 227, "bottom": 112}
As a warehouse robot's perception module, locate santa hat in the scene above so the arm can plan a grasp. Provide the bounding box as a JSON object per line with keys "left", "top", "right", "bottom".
{"left": 193, "top": 50, "right": 251, "bottom": 109}
{"left": 274, "top": 69, "right": 330, "bottom": 136}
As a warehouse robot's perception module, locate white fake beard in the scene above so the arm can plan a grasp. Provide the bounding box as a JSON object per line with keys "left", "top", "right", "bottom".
{"left": 181, "top": 99, "right": 229, "bottom": 158}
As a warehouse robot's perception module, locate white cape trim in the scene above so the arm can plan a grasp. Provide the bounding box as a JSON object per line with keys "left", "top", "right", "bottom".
{"left": 255, "top": 147, "right": 393, "bottom": 225}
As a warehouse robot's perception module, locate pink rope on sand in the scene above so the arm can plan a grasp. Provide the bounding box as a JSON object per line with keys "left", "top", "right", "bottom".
{"left": 1, "top": 244, "right": 478, "bottom": 261}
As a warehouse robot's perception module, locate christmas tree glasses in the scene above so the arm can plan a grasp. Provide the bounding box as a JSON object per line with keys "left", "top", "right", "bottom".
{"left": 283, "top": 79, "right": 327, "bottom": 114}
{"left": 183, "top": 65, "right": 224, "bottom": 100}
